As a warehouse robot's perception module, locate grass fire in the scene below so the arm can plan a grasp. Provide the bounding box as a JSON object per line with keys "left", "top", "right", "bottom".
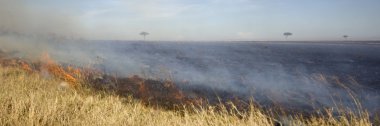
{"left": 1, "top": 41, "right": 379, "bottom": 125}
{"left": 1, "top": 0, "right": 380, "bottom": 126}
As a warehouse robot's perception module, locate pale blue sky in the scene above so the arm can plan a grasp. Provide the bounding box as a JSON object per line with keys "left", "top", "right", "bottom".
{"left": 11, "top": 0, "right": 380, "bottom": 40}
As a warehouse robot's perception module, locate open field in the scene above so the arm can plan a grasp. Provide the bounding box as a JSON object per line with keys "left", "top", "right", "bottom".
{"left": 5, "top": 40, "right": 378, "bottom": 114}
{"left": 0, "top": 65, "right": 375, "bottom": 126}
{"left": 1, "top": 0, "right": 380, "bottom": 125}
{"left": 1, "top": 41, "right": 379, "bottom": 125}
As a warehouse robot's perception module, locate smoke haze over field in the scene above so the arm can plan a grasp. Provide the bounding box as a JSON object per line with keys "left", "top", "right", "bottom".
{"left": 1, "top": 0, "right": 380, "bottom": 116}
{"left": 0, "top": 0, "right": 84, "bottom": 38}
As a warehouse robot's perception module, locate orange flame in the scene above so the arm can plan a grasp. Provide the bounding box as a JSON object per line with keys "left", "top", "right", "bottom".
{"left": 20, "top": 61, "right": 32, "bottom": 73}
{"left": 40, "top": 53, "right": 80, "bottom": 88}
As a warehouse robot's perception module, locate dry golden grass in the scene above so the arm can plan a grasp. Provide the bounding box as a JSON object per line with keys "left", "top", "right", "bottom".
{"left": 0, "top": 65, "right": 374, "bottom": 126}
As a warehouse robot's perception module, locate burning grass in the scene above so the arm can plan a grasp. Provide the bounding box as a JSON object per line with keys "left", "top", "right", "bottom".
{"left": 0, "top": 50, "right": 377, "bottom": 125}
{"left": 40, "top": 53, "right": 80, "bottom": 87}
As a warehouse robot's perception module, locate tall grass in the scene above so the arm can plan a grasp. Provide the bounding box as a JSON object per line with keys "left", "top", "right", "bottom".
{"left": 0, "top": 66, "right": 374, "bottom": 126}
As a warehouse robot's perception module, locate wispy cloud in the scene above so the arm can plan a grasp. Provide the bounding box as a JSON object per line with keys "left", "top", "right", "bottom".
{"left": 121, "top": 0, "right": 196, "bottom": 18}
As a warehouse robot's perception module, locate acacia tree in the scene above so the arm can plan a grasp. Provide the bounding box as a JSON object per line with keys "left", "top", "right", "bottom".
{"left": 343, "top": 35, "right": 349, "bottom": 40}
{"left": 283, "top": 32, "right": 293, "bottom": 40}
{"left": 140, "top": 32, "right": 149, "bottom": 41}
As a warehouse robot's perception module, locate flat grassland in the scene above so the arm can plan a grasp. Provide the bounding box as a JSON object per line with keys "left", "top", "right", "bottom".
{"left": 0, "top": 65, "right": 374, "bottom": 126}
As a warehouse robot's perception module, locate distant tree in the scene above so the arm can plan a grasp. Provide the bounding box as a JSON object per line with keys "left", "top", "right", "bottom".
{"left": 140, "top": 32, "right": 149, "bottom": 41}
{"left": 283, "top": 32, "right": 293, "bottom": 40}
{"left": 343, "top": 35, "right": 349, "bottom": 40}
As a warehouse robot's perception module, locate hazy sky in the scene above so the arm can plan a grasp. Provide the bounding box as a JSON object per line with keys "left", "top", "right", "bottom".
{"left": 2, "top": 0, "right": 380, "bottom": 41}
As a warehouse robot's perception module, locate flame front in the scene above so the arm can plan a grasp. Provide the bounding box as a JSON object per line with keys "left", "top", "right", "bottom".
{"left": 40, "top": 53, "right": 80, "bottom": 88}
